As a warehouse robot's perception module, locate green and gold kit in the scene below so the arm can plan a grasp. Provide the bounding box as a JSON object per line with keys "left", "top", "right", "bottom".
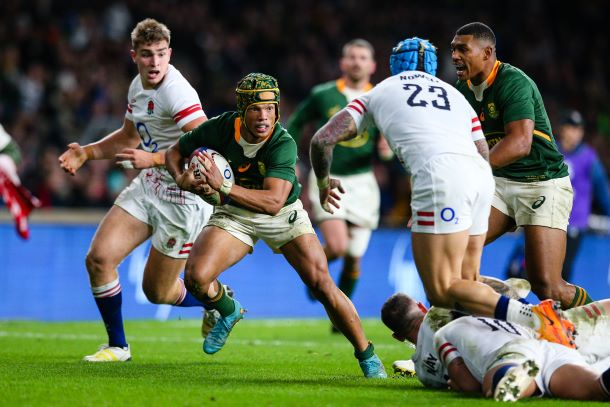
{"left": 178, "top": 111, "right": 300, "bottom": 208}
{"left": 455, "top": 61, "right": 568, "bottom": 182}
{"left": 287, "top": 79, "right": 379, "bottom": 175}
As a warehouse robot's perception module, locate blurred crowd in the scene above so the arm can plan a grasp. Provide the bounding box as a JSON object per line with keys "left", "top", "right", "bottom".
{"left": 1, "top": 0, "right": 609, "bottom": 226}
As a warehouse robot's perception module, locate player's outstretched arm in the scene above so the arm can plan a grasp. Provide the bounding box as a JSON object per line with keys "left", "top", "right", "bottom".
{"left": 115, "top": 148, "right": 163, "bottom": 169}
{"left": 59, "top": 118, "right": 141, "bottom": 175}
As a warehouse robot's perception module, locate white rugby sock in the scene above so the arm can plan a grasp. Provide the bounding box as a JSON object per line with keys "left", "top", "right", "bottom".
{"left": 506, "top": 300, "right": 540, "bottom": 330}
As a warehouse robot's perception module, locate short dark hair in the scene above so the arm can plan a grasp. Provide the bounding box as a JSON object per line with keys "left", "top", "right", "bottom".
{"left": 456, "top": 22, "right": 496, "bottom": 46}
{"left": 381, "top": 293, "right": 421, "bottom": 336}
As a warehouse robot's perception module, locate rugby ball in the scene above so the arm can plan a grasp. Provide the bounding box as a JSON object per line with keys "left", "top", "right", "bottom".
{"left": 189, "top": 147, "right": 234, "bottom": 206}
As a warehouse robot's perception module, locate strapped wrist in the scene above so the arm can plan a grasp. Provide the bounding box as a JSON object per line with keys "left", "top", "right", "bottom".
{"left": 83, "top": 145, "right": 97, "bottom": 160}
{"left": 316, "top": 176, "right": 330, "bottom": 189}
{"left": 152, "top": 152, "right": 164, "bottom": 166}
{"left": 220, "top": 179, "right": 233, "bottom": 196}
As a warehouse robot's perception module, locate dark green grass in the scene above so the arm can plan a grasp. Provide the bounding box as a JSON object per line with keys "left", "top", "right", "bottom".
{"left": 0, "top": 319, "right": 603, "bottom": 406}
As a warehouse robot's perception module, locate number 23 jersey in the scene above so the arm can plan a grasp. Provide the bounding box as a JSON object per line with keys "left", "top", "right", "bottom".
{"left": 346, "top": 71, "right": 484, "bottom": 175}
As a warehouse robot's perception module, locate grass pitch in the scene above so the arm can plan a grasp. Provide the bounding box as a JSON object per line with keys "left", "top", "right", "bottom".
{"left": 0, "top": 319, "right": 602, "bottom": 406}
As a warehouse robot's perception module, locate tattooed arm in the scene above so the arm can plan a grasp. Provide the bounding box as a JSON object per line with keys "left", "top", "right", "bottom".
{"left": 309, "top": 109, "right": 357, "bottom": 212}
{"left": 474, "top": 138, "right": 490, "bottom": 162}
{"left": 310, "top": 109, "right": 358, "bottom": 180}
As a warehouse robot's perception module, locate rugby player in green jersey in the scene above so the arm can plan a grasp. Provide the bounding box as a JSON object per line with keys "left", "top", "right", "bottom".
{"left": 287, "top": 39, "right": 393, "bottom": 307}
{"left": 451, "top": 22, "right": 592, "bottom": 309}
{"left": 165, "top": 73, "right": 387, "bottom": 378}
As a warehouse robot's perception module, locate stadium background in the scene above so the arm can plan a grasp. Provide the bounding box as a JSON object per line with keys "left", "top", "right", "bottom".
{"left": 1, "top": 0, "right": 609, "bottom": 320}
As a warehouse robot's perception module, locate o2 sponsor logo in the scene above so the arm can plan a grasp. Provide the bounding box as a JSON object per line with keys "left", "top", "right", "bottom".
{"left": 441, "top": 207, "right": 459, "bottom": 224}
{"left": 136, "top": 122, "right": 159, "bottom": 152}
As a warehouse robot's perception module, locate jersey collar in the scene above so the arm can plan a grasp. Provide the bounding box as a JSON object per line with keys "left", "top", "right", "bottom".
{"left": 467, "top": 60, "right": 502, "bottom": 90}
{"left": 233, "top": 117, "right": 274, "bottom": 144}
{"left": 336, "top": 78, "right": 374, "bottom": 93}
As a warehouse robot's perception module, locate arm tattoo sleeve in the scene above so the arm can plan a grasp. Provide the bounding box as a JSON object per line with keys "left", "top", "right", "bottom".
{"left": 310, "top": 110, "right": 358, "bottom": 179}
{"left": 474, "top": 138, "right": 490, "bottom": 162}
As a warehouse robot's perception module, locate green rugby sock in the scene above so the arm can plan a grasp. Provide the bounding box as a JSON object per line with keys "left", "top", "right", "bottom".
{"left": 567, "top": 285, "right": 593, "bottom": 309}
{"left": 354, "top": 342, "right": 375, "bottom": 361}
{"left": 338, "top": 260, "right": 361, "bottom": 298}
{"left": 206, "top": 282, "right": 236, "bottom": 317}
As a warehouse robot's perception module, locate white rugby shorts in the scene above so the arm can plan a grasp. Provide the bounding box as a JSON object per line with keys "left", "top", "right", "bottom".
{"left": 492, "top": 176, "right": 573, "bottom": 231}
{"left": 115, "top": 172, "right": 212, "bottom": 259}
{"left": 307, "top": 169, "right": 380, "bottom": 230}
{"left": 410, "top": 154, "right": 494, "bottom": 235}
{"left": 489, "top": 339, "right": 589, "bottom": 397}
{"left": 206, "top": 199, "right": 315, "bottom": 253}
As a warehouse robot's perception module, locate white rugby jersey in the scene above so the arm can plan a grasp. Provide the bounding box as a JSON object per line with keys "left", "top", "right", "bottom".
{"left": 412, "top": 307, "right": 454, "bottom": 388}
{"left": 433, "top": 316, "right": 533, "bottom": 382}
{"left": 346, "top": 71, "right": 484, "bottom": 175}
{"left": 125, "top": 65, "right": 206, "bottom": 204}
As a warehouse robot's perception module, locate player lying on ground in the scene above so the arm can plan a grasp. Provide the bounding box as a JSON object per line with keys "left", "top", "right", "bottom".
{"left": 382, "top": 291, "right": 610, "bottom": 401}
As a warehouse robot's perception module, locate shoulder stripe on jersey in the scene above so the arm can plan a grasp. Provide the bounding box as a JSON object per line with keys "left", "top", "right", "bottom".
{"left": 173, "top": 104, "right": 203, "bottom": 123}
{"left": 438, "top": 342, "right": 457, "bottom": 363}
{"left": 471, "top": 117, "right": 478, "bottom": 123}
{"left": 472, "top": 125, "right": 482, "bottom": 132}
{"left": 347, "top": 103, "right": 363, "bottom": 115}
{"left": 352, "top": 99, "right": 367, "bottom": 112}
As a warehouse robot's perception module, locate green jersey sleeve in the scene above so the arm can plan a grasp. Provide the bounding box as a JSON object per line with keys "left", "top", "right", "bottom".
{"left": 498, "top": 73, "right": 535, "bottom": 124}
{"left": 264, "top": 136, "right": 297, "bottom": 182}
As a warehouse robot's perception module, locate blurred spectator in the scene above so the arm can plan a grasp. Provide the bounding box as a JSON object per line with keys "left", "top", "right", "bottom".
{"left": 0, "top": 0, "right": 608, "bottom": 226}
{"left": 557, "top": 110, "right": 610, "bottom": 280}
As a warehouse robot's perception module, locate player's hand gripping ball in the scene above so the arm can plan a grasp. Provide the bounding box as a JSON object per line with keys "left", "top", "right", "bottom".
{"left": 189, "top": 147, "right": 234, "bottom": 206}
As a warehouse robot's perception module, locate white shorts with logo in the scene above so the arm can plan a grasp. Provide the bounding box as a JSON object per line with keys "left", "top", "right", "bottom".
{"left": 206, "top": 199, "right": 316, "bottom": 253}
{"left": 115, "top": 173, "right": 212, "bottom": 259}
{"left": 410, "top": 154, "right": 494, "bottom": 235}
{"left": 307, "top": 170, "right": 380, "bottom": 229}
{"left": 492, "top": 176, "right": 573, "bottom": 231}
{"left": 489, "top": 339, "right": 590, "bottom": 397}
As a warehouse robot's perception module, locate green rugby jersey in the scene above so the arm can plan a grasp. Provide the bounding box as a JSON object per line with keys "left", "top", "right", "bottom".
{"left": 287, "top": 79, "right": 379, "bottom": 175}
{"left": 455, "top": 61, "right": 568, "bottom": 182}
{"left": 178, "top": 111, "right": 301, "bottom": 208}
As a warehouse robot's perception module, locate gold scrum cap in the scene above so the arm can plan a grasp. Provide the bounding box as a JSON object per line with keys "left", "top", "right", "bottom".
{"left": 236, "top": 73, "right": 280, "bottom": 125}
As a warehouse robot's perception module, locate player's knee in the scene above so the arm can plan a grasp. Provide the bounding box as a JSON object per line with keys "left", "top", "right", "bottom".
{"left": 325, "top": 241, "right": 348, "bottom": 259}
{"left": 428, "top": 285, "right": 454, "bottom": 308}
{"left": 142, "top": 285, "right": 171, "bottom": 304}
{"left": 85, "top": 250, "right": 111, "bottom": 277}
{"left": 184, "top": 264, "right": 215, "bottom": 294}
